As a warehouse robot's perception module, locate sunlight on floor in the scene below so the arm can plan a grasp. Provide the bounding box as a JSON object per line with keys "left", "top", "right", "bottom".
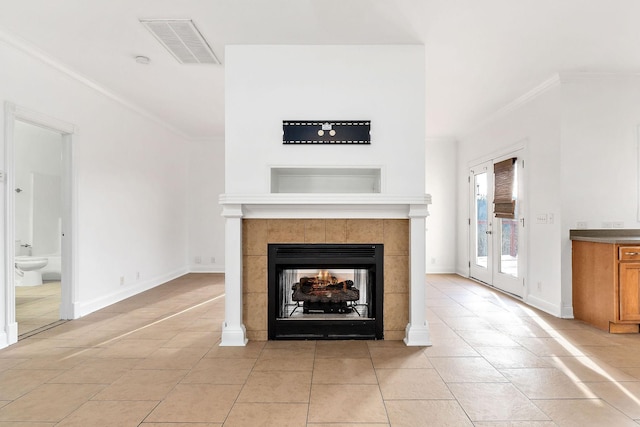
{"left": 525, "top": 306, "right": 640, "bottom": 407}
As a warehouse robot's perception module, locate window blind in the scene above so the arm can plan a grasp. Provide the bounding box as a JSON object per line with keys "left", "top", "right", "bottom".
{"left": 493, "top": 158, "right": 516, "bottom": 219}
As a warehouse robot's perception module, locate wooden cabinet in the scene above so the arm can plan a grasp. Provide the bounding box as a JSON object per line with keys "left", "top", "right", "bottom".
{"left": 619, "top": 262, "right": 640, "bottom": 321}
{"left": 572, "top": 240, "right": 640, "bottom": 333}
{"left": 617, "top": 246, "right": 640, "bottom": 322}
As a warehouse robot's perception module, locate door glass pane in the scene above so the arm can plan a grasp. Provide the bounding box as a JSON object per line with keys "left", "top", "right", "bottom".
{"left": 474, "top": 173, "right": 488, "bottom": 268}
{"left": 499, "top": 217, "right": 518, "bottom": 276}
{"left": 499, "top": 162, "right": 518, "bottom": 277}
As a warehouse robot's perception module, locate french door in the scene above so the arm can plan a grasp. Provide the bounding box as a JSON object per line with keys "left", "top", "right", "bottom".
{"left": 469, "top": 153, "right": 525, "bottom": 297}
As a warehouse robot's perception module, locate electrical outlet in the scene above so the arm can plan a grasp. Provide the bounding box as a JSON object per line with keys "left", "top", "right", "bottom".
{"left": 210, "top": 257, "right": 216, "bottom": 264}
{"left": 195, "top": 256, "right": 202, "bottom": 264}
{"left": 120, "top": 276, "right": 125, "bottom": 286}
{"left": 136, "top": 271, "right": 140, "bottom": 280}
{"left": 602, "top": 222, "right": 613, "bottom": 229}
{"left": 576, "top": 221, "right": 588, "bottom": 229}
{"left": 613, "top": 221, "right": 624, "bottom": 228}
{"left": 537, "top": 281, "right": 542, "bottom": 291}
{"left": 431, "top": 257, "right": 436, "bottom": 265}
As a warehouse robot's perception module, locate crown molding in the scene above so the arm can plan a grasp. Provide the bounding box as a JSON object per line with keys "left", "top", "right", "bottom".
{"left": 461, "top": 71, "right": 640, "bottom": 139}
{"left": 558, "top": 71, "right": 640, "bottom": 83}
{"left": 461, "top": 74, "right": 561, "bottom": 139}
{"left": 0, "top": 28, "right": 192, "bottom": 140}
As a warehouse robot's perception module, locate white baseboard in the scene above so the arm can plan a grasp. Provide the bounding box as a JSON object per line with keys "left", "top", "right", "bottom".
{"left": 561, "top": 305, "right": 574, "bottom": 319}
{"left": 452, "top": 272, "right": 566, "bottom": 320}
{"left": 189, "top": 264, "right": 225, "bottom": 273}
{"left": 0, "top": 322, "right": 18, "bottom": 349}
{"left": 455, "top": 268, "right": 469, "bottom": 277}
{"left": 73, "top": 267, "right": 188, "bottom": 318}
{"left": 425, "top": 265, "right": 457, "bottom": 274}
{"left": 404, "top": 322, "right": 433, "bottom": 346}
{"left": 525, "top": 294, "right": 562, "bottom": 317}
{"left": 0, "top": 331, "right": 7, "bottom": 350}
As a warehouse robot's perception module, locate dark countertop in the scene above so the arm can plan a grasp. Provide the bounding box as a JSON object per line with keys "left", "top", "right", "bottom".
{"left": 570, "top": 229, "right": 640, "bottom": 244}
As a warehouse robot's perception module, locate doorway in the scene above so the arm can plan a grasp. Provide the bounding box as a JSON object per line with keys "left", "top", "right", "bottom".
{"left": 4, "top": 103, "right": 75, "bottom": 345}
{"left": 14, "top": 121, "right": 64, "bottom": 337}
{"left": 469, "top": 151, "right": 525, "bottom": 297}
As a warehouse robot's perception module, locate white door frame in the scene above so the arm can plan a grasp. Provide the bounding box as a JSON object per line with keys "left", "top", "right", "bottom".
{"left": 469, "top": 161, "right": 493, "bottom": 284}
{"left": 4, "top": 102, "right": 77, "bottom": 345}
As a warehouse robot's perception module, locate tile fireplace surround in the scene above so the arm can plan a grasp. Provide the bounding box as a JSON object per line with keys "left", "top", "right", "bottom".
{"left": 219, "top": 194, "right": 432, "bottom": 346}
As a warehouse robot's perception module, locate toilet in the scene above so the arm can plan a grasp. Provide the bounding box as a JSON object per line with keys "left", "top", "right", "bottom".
{"left": 15, "top": 256, "right": 49, "bottom": 286}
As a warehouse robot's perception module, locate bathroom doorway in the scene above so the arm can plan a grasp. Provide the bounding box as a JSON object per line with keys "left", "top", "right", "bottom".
{"left": 14, "top": 121, "right": 63, "bottom": 336}
{"left": 4, "top": 103, "right": 76, "bottom": 344}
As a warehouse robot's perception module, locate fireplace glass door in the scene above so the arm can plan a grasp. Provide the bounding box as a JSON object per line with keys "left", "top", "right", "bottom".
{"left": 278, "top": 268, "right": 372, "bottom": 319}
{"left": 268, "top": 244, "right": 383, "bottom": 340}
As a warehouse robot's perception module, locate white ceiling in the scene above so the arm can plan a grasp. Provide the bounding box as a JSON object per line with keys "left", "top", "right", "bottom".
{"left": 1, "top": 0, "right": 640, "bottom": 140}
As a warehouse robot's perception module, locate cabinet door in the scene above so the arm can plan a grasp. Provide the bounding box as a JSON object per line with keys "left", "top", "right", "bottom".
{"left": 619, "top": 262, "right": 640, "bottom": 321}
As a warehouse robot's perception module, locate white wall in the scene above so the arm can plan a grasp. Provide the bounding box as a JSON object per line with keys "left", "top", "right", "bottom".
{"left": 457, "top": 83, "right": 563, "bottom": 315}
{"left": 425, "top": 137, "right": 457, "bottom": 273}
{"left": 0, "top": 36, "right": 190, "bottom": 342}
{"left": 75, "top": 108, "right": 189, "bottom": 308}
{"left": 458, "top": 73, "right": 640, "bottom": 318}
{"left": 559, "top": 74, "right": 640, "bottom": 314}
{"left": 188, "top": 138, "right": 225, "bottom": 272}
{"left": 225, "top": 45, "right": 425, "bottom": 196}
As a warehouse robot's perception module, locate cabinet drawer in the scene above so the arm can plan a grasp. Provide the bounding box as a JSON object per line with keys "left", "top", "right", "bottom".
{"left": 619, "top": 247, "right": 640, "bottom": 261}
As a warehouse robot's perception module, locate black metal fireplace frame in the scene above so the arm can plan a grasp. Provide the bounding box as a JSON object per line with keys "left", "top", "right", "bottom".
{"left": 267, "top": 243, "right": 383, "bottom": 340}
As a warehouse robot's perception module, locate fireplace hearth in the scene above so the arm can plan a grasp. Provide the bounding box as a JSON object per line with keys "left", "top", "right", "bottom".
{"left": 268, "top": 243, "right": 383, "bottom": 340}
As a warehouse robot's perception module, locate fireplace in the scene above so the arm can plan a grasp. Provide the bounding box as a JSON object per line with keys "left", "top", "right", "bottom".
{"left": 268, "top": 243, "right": 383, "bottom": 340}
{"left": 218, "top": 202, "right": 432, "bottom": 347}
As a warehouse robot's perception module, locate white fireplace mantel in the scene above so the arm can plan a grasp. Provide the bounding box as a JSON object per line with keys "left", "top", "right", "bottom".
{"left": 218, "top": 193, "right": 433, "bottom": 346}
{"left": 220, "top": 193, "right": 431, "bottom": 218}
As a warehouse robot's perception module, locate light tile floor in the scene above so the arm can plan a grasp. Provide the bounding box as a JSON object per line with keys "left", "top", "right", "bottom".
{"left": 0, "top": 273, "right": 639, "bottom": 426}
{"left": 15, "top": 281, "right": 61, "bottom": 337}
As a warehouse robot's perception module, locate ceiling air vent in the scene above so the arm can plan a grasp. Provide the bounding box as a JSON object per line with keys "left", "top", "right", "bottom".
{"left": 139, "top": 19, "right": 220, "bottom": 64}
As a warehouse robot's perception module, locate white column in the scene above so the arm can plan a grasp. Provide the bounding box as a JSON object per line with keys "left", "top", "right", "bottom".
{"left": 220, "top": 204, "right": 248, "bottom": 346}
{"left": 404, "top": 202, "right": 432, "bottom": 346}
{"left": 3, "top": 105, "right": 18, "bottom": 347}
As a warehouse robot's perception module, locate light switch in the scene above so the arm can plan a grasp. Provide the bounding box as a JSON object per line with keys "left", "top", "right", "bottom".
{"left": 536, "top": 213, "right": 548, "bottom": 224}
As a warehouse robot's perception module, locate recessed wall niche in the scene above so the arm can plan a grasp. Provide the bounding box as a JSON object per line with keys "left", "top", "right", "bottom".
{"left": 271, "top": 167, "right": 381, "bottom": 194}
